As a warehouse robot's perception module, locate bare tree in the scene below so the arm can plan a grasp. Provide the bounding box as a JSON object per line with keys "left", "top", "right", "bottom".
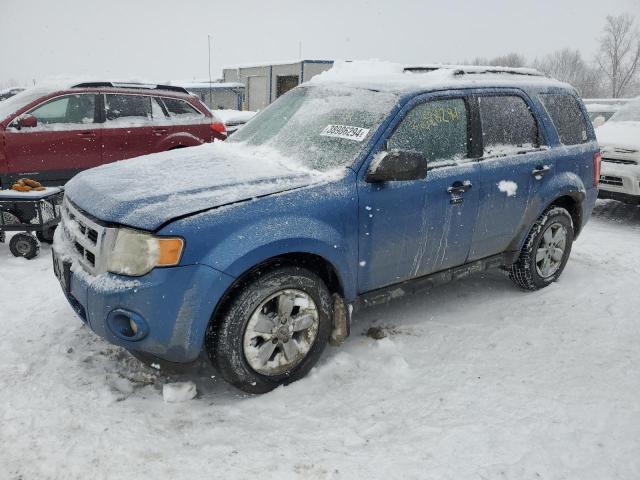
{"left": 470, "top": 52, "right": 527, "bottom": 68}
{"left": 597, "top": 13, "right": 640, "bottom": 98}
{"left": 534, "top": 49, "right": 604, "bottom": 97}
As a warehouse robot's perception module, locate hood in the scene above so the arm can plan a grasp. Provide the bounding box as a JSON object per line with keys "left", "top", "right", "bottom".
{"left": 65, "top": 142, "right": 323, "bottom": 231}
{"left": 595, "top": 121, "right": 640, "bottom": 152}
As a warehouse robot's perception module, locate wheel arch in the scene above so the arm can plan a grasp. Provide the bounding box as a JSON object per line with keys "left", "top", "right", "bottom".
{"left": 207, "top": 252, "right": 347, "bottom": 337}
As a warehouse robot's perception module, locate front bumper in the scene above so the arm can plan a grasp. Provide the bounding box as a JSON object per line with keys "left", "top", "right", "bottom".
{"left": 598, "top": 161, "right": 640, "bottom": 198}
{"left": 54, "top": 252, "right": 236, "bottom": 363}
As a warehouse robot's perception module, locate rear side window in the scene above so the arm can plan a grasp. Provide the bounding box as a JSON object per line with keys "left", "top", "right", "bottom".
{"left": 162, "top": 98, "right": 202, "bottom": 117}
{"left": 105, "top": 94, "right": 152, "bottom": 122}
{"left": 478, "top": 95, "right": 539, "bottom": 155}
{"left": 540, "top": 93, "right": 590, "bottom": 145}
{"left": 388, "top": 98, "right": 469, "bottom": 167}
{"left": 28, "top": 94, "right": 95, "bottom": 125}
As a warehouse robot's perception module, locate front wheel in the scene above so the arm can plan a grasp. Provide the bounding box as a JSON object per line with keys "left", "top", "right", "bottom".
{"left": 207, "top": 266, "right": 332, "bottom": 394}
{"left": 509, "top": 207, "right": 574, "bottom": 290}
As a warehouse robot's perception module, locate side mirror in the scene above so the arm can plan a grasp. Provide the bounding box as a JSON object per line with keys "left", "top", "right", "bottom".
{"left": 14, "top": 114, "right": 38, "bottom": 130}
{"left": 365, "top": 150, "right": 428, "bottom": 183}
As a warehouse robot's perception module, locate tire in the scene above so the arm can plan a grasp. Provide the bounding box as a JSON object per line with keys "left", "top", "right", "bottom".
{"left": 36, "top": 227, "right": 56, "bottom": 244}
{"left": 509, "top": 207, "right": 574, "bottom": 290}
{"left": 207, "top": 266, "right": 333, "bottom": 394}
{"left": 9, "top": 233, "right": 40, "bottom": 259}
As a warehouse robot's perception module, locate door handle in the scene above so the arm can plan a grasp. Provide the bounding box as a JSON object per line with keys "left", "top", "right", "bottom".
{"left": 447, "top": 180, "right": 473, "bottom": 195}
{"left": 532, "top": 165, "right": 551, "bottom": 178}
{"left": 76, "top": 131, "right": 96, "bottom": 140}
{"left": 153, "top": 128, "right": 168, "bottom": 135}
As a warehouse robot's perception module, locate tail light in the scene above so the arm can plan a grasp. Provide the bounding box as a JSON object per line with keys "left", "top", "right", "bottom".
{"left": 593, "top": 151, "right": 601, "bottom": 186}
{"left": 210, "top": 122, "right": 227, "bottom": 139}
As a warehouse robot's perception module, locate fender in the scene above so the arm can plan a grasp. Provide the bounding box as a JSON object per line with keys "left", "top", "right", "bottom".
{"left": 507, "top": 170, "right": 587, "bottom": 255}
{"left": 156, "top": 131, "right": 203, "bottom": 150}
{"left": 200, "top": 217, "right": 358, "bottom": 301}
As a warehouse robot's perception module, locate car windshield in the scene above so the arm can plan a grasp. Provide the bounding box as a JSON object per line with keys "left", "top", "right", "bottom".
{"left": 0, "top": 87, "right": 53, "bottom": 122}
{"left": 229, "top": 86, "right": 398, "bottom": 171}
{"left": 609, "top": 98, "right": 640, "bottom": 122}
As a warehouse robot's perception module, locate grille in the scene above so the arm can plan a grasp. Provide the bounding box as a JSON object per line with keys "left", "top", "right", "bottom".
{"left": 59, "top": 198, "right": 117, "bottom": 274}
{"left": 602, "top": 157, "right": 637, "bottom": 165}
{"left": 599, "top": 175, "right": 623, "bottom": 187}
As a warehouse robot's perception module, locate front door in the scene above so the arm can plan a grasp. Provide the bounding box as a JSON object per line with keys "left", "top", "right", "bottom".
{"left": 4, "top": 93, "right": 100, "bottom": 184}
{"left": 357, "top": 95, "right": 481, "bottom": 293}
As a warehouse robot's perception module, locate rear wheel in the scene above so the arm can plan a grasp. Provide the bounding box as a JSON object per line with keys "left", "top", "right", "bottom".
{"left": 509, "top": 207, "right": 574, "bottom": 290}
{"left": 207, "top": 266, "right": 332, "bottom": 394}
{"left": 9, "top": 233, "right": 40, "bottom": 259}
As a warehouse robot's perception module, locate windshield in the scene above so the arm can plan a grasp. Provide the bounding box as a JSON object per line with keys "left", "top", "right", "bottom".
{"left": 609, "top": 98, "right": 640, "bottom": 122}
{"left": 230, "top": 86, "right": 398, "bottom": 171}
{"left": 0, "top": 87, "right": 52, "bottom": 122}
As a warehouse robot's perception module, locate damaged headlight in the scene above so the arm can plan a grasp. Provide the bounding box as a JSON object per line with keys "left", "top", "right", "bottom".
{"left": 107, "top": 229, "right": 184, "bottom": 277}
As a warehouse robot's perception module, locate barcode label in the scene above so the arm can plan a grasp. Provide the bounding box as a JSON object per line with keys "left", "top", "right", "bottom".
{"left": 320, "top": 124, "right": 370, "bottom": 142}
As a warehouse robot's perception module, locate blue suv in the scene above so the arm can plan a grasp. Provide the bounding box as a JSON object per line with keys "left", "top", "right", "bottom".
{"left": 53, "top": 64, "right": 600, "bottom": 393}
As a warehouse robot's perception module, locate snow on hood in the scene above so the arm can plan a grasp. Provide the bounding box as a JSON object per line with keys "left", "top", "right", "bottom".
{"left": 595, "top": 121, "right": 640, "bottom": 151}
{"left": 65, "top": 142, "right": 329, "bottom": 231}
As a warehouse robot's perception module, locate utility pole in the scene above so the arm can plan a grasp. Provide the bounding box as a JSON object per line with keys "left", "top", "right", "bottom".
{"left": 208, "top": 35, "right": 213, "bottom": 108}
{"left": 299, "top": 40, "right": 303, "bottom": 61}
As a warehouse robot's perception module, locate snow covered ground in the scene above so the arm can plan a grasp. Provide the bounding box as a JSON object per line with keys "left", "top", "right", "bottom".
{"left": 1, "top": 200, "right": 639, "bottom": 479}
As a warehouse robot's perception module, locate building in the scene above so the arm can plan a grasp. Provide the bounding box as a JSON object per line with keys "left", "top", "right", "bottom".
{"left": 175, "top": 81, "right": 245, "bottom": 110}
{"left": 223, "top": 60, "right": 333, "bottom": 111}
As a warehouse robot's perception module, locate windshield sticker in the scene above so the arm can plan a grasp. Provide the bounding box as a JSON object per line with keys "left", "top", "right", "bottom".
{"left": 321, "top": 124, "right": 370, "bottom": 142}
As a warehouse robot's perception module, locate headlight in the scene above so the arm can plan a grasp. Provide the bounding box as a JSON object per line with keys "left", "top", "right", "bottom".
{"left": 107, "top": 229, "right": 184, "bottom": 276}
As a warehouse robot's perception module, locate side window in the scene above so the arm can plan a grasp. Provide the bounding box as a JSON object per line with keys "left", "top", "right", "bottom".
{"left": 151, "top": 97, "right": 167, "bottom": 119}
{"left": 28, "top": 94, "right": 95, "bottom": 125}
{"left": 162, "top": 98, "right": 202, "bottom": 117}
{"left": 387, "top": 98, "right": 469, "bottom": 167}
{"left": 105, "top": 94, "right": 152, "bottom": 122}
{"left": 540, "top": 93, "right": 590, "bottom": 145}
{"left": 478, "top": 95, "right": 539, "bottom": 155}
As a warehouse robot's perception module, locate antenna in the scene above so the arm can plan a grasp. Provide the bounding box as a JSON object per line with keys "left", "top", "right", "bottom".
{"left": 208, "top": 35, "right": 213, "bottom": 108}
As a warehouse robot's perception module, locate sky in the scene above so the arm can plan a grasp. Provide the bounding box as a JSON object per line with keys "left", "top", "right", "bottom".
{"left": 1, "top": 0, "right": 638, "bottom": 87}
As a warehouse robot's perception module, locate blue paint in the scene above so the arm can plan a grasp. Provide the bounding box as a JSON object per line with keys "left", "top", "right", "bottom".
{"left": 59, "top": 81, "right": 599, "bottom": 364}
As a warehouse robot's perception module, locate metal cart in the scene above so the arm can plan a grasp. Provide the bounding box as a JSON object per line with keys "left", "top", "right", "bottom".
{"left": 0, "top": 187, "right": 64, "bottom": 259}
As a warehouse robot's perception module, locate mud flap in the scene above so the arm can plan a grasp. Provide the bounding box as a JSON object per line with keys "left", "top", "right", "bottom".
{"left": 329, "top": 293, "right": 350, "bottom": 346}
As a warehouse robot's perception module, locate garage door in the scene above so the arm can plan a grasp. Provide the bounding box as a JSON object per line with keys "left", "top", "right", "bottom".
{"left": 247, "top": 76, "right": 268, "bottom": 111}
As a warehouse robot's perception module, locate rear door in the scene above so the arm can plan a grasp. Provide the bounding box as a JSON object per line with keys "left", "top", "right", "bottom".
{"left": 357, "top": 94, "right": 481, "bottom": 292}
{"left": 160, "top": 96, "right": 212, "bottom": 145}
{"left": 100, "top": 93, "right": 162, "bottom": 165}
{"left": 469, "top": 91, "right": 555, "bottom": 261}
{"left": 4, "top": 93, "right": 100, "bottom": 184}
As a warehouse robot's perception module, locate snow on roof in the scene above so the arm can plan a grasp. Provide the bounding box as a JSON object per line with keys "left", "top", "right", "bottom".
{"left": 307, "top": 60, "right": 570, "bottom": 94}
{"left": 178, "top": 82, "right": 244, "bottom": 89}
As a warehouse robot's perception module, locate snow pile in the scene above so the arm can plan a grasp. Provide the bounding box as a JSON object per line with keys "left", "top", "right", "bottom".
{"left": 162, "top": 381, "right": 197, "bottom": 403}
{"left": 498, "top": 180, "right": 518, "bottom": 197}
{"left": 214, "top": 109, "right": 256, "bottom": 124}
{"left": 1, "top": 200, "right": 640, "bottom": 478}
{"left": 596, "top": 121, "right": 640, "bottom": 150}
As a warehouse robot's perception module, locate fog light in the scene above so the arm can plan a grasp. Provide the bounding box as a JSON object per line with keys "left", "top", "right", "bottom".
{"left": 106, "top": 309, "right": 149, "bottom": 342}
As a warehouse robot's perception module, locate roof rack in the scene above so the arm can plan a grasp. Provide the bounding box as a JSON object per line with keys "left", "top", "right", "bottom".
{"left": 71, "top": 82, "right": 190, "bottom": 94}
{"left": 404, "top": 65, "right": 544, "bottom": 77}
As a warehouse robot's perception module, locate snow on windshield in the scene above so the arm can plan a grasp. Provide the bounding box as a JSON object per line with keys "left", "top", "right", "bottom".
{"left": 230, "top": 85, "right": 398, "bottom": 171}
{"left": 609, "top": 97, "right": 640, "bottom": 122}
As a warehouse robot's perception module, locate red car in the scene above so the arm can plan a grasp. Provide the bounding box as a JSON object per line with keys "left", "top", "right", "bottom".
{"left": 0, "top": 82, "right": 227, "bottom": 187}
